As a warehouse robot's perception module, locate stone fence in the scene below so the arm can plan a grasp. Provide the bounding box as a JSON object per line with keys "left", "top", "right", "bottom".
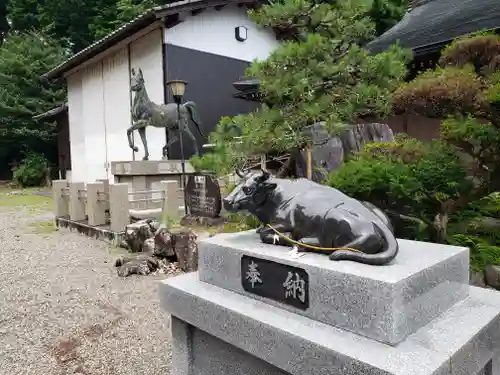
{"left": 52, "top": 179, "right": 183, "bottom": 232}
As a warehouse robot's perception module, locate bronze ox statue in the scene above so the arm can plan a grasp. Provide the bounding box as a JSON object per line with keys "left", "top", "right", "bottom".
{"left": 223, "top": 169, "right": 399, "bottom": 266}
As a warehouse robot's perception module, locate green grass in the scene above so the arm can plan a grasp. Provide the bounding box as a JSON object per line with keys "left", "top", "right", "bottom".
{"left": 0, "top": 187, "right": 52, "bottom": 212}
{"left": 28, "top": 220, "right": 57, "bottom": 234}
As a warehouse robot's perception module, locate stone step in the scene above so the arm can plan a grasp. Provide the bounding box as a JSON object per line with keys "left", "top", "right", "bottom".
{"left": 160, "top": 273, "right": 500, "bottom": 375}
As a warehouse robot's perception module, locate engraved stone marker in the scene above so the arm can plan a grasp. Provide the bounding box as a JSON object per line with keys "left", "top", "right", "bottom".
{"left": 241, "top": 255, "right": 309, "bottom": 310}
{"left": 185, "top": 174, "right": 221, "bottom": 218}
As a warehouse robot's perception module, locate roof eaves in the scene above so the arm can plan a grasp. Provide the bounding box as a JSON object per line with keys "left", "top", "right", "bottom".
{"left": 41, "top": 0, "right": 260, "bottom": 81}
{"left": 33, "top": 102, "right": 68, "bottom": 121}
{"left": 366, "top": 0, "right": 500, "bottom": 55}
{"left": 41, "top": 8, "right": 160, "bottom": 80}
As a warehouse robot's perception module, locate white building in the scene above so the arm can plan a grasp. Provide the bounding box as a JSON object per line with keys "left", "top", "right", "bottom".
{"left": 42, "top": 0, "right": 280, "bottom": 183}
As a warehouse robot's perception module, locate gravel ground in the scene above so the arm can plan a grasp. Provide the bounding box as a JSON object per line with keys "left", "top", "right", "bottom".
{"left": 0, "top": 195, "right": 173, "bottom": 375}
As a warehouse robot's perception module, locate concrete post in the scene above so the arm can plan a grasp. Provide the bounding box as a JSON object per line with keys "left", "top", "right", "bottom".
{"left": 96, "top": 178, "right": 110, "bottom": 212}
{"left": 69, "top": 182, "right": 86, "bottom": 221}
{"left": 52, "top": 180, "right": 69, "bottom": 218}
{"left": 109, "top": 183, "right": 130, "bottom": 232}
{"left": 87, "top": 182, "right": 106, "bottom": 226}
{"left": 161, "top": 180, "right": 181, "bottom": 219}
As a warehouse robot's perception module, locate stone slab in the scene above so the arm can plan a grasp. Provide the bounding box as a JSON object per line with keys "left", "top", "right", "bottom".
{"left": 160, "top": 273, "right": 500, "bottom": 375}
{"left": 171, "top": 316, "right": 289, "bottom": 375}
{"left": 407, "top": 287, "right": 500, "bottom": 375}
{"left": 111, "top": 160, "right": 194, "bottom": 176}
{"left": 198, "top": 231, "right": 469, "bottom": 345}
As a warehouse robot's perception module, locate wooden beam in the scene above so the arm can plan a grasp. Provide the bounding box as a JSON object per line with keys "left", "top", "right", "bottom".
{"left": 214, "top": 4, "right": 226, "bottom": 10}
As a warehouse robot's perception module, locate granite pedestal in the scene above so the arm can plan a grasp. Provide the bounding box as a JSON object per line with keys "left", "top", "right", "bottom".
{"left": 160, "top": 231, "right": 500, "bottom": 375}
{"left": 111, "top": 160, "right": 194, "bottom": 204}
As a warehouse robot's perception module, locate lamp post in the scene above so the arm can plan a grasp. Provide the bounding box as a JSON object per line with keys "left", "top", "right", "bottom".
{"left": 166, "top": 79, "right": 188, "bottom": 215}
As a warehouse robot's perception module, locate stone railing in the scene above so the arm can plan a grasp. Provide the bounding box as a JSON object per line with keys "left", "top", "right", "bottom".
{"left": 52, "top": 180, "right": 183, "bottom": 232}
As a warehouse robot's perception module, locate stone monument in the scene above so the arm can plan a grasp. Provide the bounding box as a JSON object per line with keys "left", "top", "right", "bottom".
{"left": 181, "top": 173, "right": 224, "bottom": 226}
{"left": 160, "top": 172, "right": 500, "bottom": 375}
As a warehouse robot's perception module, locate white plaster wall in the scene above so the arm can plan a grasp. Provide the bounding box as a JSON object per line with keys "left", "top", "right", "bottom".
{"left": 164, "top": 5, "right": 279, "bottom": 62}
{"left": 66, "top": 72, "right": 85, "bottom": 182}
{"left": 81, "top": 61, "right": 108, "bottom": 182}
{"left": 103, "top": 47, "right": 133, "bottom": 176}
{"left": 130, "top": 28, "right": 165, "bottom": 161}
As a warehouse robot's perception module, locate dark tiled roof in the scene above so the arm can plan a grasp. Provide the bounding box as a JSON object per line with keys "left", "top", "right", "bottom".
{"left": 42, "top": 0, "right": 258, "bottom": 80}
{"left": 366, "top": 0, "right": 500, "bottom": 55}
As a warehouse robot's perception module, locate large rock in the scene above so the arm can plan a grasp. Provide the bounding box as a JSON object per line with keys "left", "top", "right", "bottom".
{"left": 123, "top": 219, "right": 157, "bottom": 252}
{"left": 173, "top": 231, "right": 198, "bottom": 272}
{"left": 485, "top": 265, "right": 500, "bottom": 290}
{"left": 295, "top": 122, "right": 394, "bottom": 182}
{"left": 115, "top": 254, "right": 159, "bottom": 277}
{"left": 153, "top": 224, "right": 176, "bottom": 257}
{"left": 115, "top": 224, "right": 199, "bottom": 275}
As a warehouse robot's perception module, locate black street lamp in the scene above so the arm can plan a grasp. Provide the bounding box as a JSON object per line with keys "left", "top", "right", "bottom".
{"left": 166, "top": 79, "right": 188, "bottom": 215}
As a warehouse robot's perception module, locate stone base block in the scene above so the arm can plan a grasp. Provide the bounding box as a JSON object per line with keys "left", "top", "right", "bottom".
{"left": 111, "top": 160, "right": 191, "bottom": 214}
{"left": 160, "top": 273, "right": 500, "bottom": 375}
{"left": 198, "top": 231, "right": 469, "bottom": 345}
{"left": 55, "top": 216, "right": 123, "bottom": 246}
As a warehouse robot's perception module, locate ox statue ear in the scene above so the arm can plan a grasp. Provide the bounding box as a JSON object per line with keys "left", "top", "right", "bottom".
{"left": 235, "top": 169, "right": 245, "bottom": 178}
{"left": 138, "top": 68, "right": 143, "bottom": 77}
{"left": 259, "top": 168, "right": 270, "bottom": 181}
{"left": 131, "top": 68, "right": 136, "bottom": 75}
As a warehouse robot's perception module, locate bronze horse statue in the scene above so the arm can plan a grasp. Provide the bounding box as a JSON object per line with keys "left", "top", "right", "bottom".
{"left": 127, "top": 68, "right": 204, "bottom": 160}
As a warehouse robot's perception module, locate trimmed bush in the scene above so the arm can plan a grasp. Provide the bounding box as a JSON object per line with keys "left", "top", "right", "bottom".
{"left": 327, "top": 136, "right": 473, "bottom": 242}
{"left": 393, "top": 66, "right": 485, "bottom": 117}
{"left": 12, "top": 152, "right": 49, "bottom": 187}
{"left": 439, "top": 34, "right": 500, "bottom": 75}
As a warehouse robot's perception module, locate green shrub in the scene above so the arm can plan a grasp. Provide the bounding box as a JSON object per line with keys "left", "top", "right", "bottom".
{"left": 441, "top": 115, "right": 500, "bottom": 191}
{"left": 439, "top": 33, "right": 500, "bottom": 76}
{"left": 448, "top": 233, "right": 500, "bottom": 272}
{"left": 12, "top": 152, "right": 49, "bottom": 187}
{"left": 327, "top": 136, "right": 473, "bottom": 242}
{"left": 447, "top": 193, "right": 500, "bottom": 271}
{"left": 392, "top": 66, "right": 485, "bottom": 117}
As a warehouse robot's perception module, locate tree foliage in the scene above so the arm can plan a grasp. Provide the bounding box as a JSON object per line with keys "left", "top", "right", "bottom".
{"left": 191, "top": 0, "right": 411, "bottom": 175}
{"left": 366, "top": 0, "right": 407, "bottom": 36}
{"left": 327, "top": 32, "right": 500, "bottom": 271}
{"left": 0, "top": 31, "right": 67, "bottom": 171}
{"left": 6, "top": 0, "right": 162, "bottom": 52}
{"left": 327, "top": 135, "right": 473, "bottom": 242}
{"left": 91, "top": 0, "right": 158, "bottom": 40}
{"left": 395, "top": 33, "right": 500, "bottom": 195}
{"left": 0, "top": 0, "right": 8, "bottom": 45}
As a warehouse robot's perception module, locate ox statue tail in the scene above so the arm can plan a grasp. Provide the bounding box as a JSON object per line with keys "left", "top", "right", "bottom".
{"left": 329, "top": 223, "right": 399, "bottom": 266}
{"left": 184, "top": 101, "right": 204, "bottom": 138}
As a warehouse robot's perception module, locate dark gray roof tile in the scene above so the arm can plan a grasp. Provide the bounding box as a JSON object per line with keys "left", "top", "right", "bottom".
{"left": 366, "top": 0, "right": 500, "bottom": 54}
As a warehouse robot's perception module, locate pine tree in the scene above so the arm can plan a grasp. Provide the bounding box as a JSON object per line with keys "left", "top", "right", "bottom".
{"left": 0, "top": 32, "right": 67, "bottom": 167}
{"left": 191, "top": 0, "right": 411, "bottom": 175}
